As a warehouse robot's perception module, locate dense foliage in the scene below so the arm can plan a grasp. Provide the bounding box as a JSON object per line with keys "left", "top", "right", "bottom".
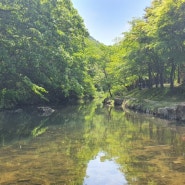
{"left": 0, "top": 0, "right": 96, "bottom": 108}
{"left": 1, "top": 0, "right": 185, "bottom": 108}
{"left": 108, "top": 0, "right": 185, "bottom": 96}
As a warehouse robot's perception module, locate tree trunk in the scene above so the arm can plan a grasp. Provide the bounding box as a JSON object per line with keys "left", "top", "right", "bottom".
{"left": 159, "top": 65, "right": 164, "bottom": 88}
{"left": 155, "top": 73, "right": 159, "bottom": 88}
{"left": 148, "top": 64, "right": 152, "bottom": 89}
{"left": 103, "top": 68, "right": 112, "bottom": 97}
{"left": 159, "top": 72, "right": 164, "bottom": 88}
{"left": 169, "top": 60, "right": 176, "bottom": 89}
{"left": 108, "top": 88, "right": 113, "bottom": 98}
{"left": 138, "top": 76, "right": 142, "bottom": 90}
{"left": 155, "top": 59, "right": 164, "bottom": 88}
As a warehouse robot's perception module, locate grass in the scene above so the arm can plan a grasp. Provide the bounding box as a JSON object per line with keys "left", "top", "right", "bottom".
{"left": 123, "top": 85, "right": 185, "bottom": 103}
{"left": 119, "top": 85, "right": 185, "bottom": 116}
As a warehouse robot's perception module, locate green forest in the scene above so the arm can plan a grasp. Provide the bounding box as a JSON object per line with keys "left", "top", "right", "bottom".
{"left": 1, "top": 0, "right": 185, "bottom": 109}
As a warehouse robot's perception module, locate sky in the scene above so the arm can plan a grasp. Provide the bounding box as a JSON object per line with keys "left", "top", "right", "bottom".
{"left": 71, "top": 0, "right": 152, "bottom": 45}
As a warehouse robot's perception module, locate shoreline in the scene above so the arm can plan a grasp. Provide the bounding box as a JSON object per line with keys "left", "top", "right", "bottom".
{"left": 113, "top": 97, "right": 185, "bottom": 122}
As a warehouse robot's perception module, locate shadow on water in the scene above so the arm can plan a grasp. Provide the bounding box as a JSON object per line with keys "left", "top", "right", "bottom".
{"left": 0, "top": 102, "right": 185, "bottom": 184}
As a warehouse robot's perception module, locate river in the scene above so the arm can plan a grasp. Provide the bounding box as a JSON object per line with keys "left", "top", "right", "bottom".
{"left": 0, "top": 101, "right": 185, "bottom": 185}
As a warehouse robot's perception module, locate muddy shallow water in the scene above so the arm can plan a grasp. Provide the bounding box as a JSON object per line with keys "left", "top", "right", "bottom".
{"left": 0, "top": 102, "right": 185, "bottom": 185}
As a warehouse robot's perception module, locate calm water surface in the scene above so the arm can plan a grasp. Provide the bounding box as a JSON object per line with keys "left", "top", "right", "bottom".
{"left": 0, "top": 102, "right": 185, "bottom": 185}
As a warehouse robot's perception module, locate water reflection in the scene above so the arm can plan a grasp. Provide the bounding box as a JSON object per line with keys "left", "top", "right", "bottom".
{"left": 83, "top": 151, "right": 127, "bottom": 185}
{"left": 0, "top": 103, "right": 185, "bottom": 184}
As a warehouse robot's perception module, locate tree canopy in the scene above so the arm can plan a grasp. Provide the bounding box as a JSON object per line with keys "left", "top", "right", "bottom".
{"left": 106, "top": 0, "right": 185, "bottom": 96}
{"left": 0, "top": 0, "right": 96, "bottom": 108}
{"left": 1, "top": 0, "right": 185, "bottom": 108}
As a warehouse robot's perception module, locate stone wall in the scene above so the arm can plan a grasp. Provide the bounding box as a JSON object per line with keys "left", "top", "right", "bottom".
{"left": 113, "top": 97, "right": 185, "bottom": 122}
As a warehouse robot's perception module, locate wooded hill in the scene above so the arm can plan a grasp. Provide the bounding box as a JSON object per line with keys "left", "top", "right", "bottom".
{"left": 0, "top": 0, "right": 96, "bottom": 108}
{"left": 1, "top": 0, "right": 185, "bottom": 108}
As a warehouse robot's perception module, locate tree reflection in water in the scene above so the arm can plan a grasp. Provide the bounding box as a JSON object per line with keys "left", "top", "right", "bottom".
{"left": 0, "top": 103, "right": 185, "bottom": 184}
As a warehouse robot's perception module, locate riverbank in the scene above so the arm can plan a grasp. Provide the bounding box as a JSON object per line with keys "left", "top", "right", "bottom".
{"left": 113, "top": 86, "right": 185, "bottom": 122}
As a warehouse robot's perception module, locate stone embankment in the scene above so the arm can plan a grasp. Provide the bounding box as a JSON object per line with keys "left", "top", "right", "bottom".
{"left": 112, "top": 97, "right": 185, "bottom": 122}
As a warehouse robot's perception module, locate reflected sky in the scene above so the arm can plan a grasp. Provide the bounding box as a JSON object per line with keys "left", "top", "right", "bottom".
{"left": 83, "top": 151, "right": 127, "bottom": 185}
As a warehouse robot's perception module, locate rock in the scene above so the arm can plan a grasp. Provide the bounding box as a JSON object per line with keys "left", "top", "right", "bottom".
{"left": 119, "top": 97, "right": 185, "bottom": 121}
{"left": 166, "top": 107, "right": 177, "bottom": 120}
{"left": 103, "top": 98, "right": 112, "bottom": 105}
{"left": 176, "top": 104, "right": 185, "bottom": 121}
{"left": 114, "top": 98, "right": 124, "bottom": 106}
{"left": 37, "top": 106, "right": 55, "bottom": 116}
{"left": 157, "top": 107, "right": 177, "bottom": 120}
{"left": 157, "top": 107, "right": 168, "bottom": 118}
